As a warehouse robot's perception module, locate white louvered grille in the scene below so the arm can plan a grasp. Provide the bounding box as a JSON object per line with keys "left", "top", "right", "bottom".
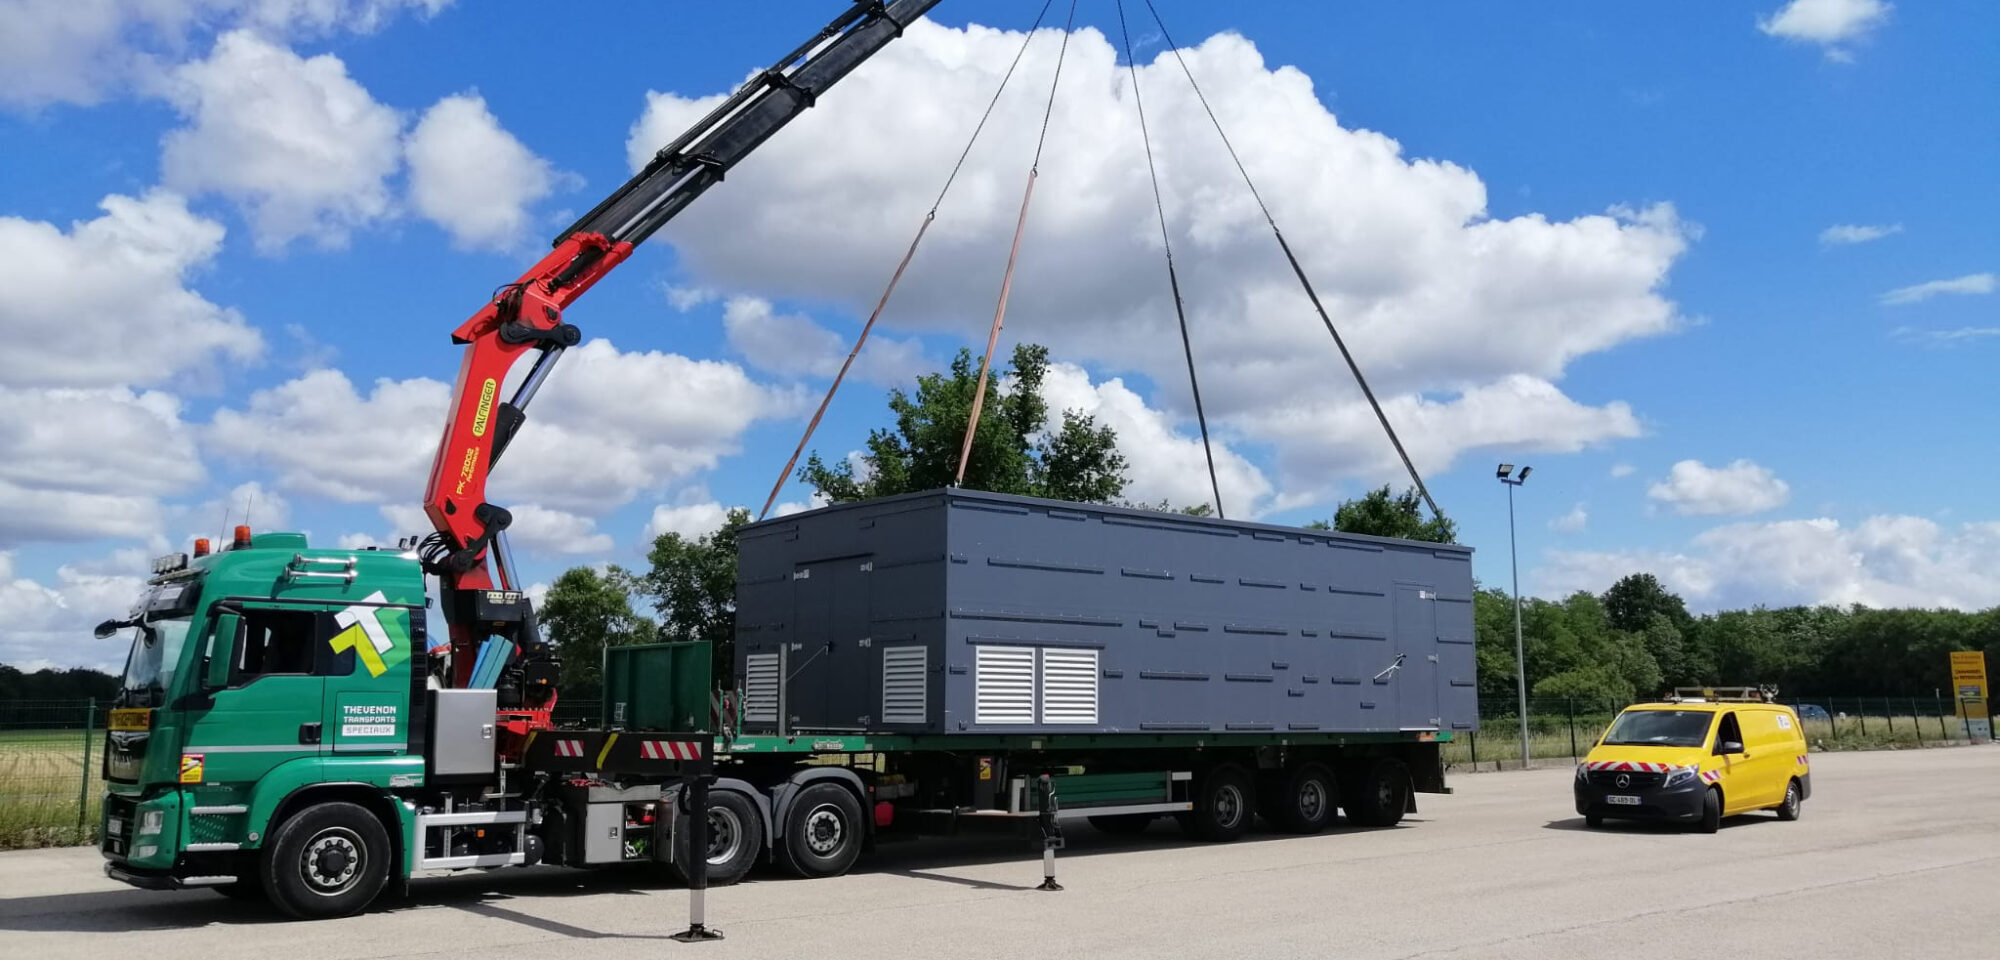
{"left": 1039, "top": 648, "right": 1099, "bottom": 724}
{"left": 881, "top": 646, "right": 928, "bottom": 724}
{"left": 743, "top": 653, "right": 780, "bottom": 724}
{"left": 974, "top": 645, "right": 1036, "bottom": 725}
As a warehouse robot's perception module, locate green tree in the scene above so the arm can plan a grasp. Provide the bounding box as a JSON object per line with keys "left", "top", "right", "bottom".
{"left": 1306, "top": 485, "right": 1456, "bottom": 543}
{"left": 798, "top": 344, "right": 1128, "bottom": 504}
{"left": 630, "top": 508, "right": 753, "bottom": 681}
{"left": 1601, "top": 573, "right": 1691, "bottom": 633}
{"left": 538, "top": 566, "right": 654, "bottom": 697}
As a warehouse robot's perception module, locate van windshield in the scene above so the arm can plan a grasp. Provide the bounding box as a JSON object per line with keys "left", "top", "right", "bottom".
{"left": 1601, "top": 709, "right": 1713, "bottom": 748}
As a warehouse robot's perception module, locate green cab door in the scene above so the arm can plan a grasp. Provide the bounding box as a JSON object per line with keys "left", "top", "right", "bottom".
{"left": 179, "top": 605, "right": 356, "bottom": 788}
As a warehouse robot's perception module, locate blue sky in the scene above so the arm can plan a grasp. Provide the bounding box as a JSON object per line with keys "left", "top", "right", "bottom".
{"left": 2, "top": 0, "right": 1995, "bottom": 670}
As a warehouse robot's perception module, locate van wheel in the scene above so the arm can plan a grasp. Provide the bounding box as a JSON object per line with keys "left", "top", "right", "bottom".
{"left": 776, "top": 783, "right": 863, "bottom": 879}
{"left": 260, "top": 801, "right": 390, "bottom": 920}
{"left": 1181, "top": 765, "right": 1254, "bottom": 842}
{"left": 1274, "top": 763, "right": 1338, "bottom": 834}
{"left": 1774, "top": 779, "right": 1802, "bottom": 821}
{"left": 670, "top": 789, "right": 763, "bottom": 886}
{"left": 1695, "top": 788, "right": 1721, "bottom": 834}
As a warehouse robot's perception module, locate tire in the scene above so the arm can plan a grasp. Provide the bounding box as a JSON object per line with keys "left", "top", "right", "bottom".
{"left": 260, "top": 801, "right": 391, "bottom": 920}
{"left": 1274, "top": 763, "right": 1338, "bottom": 834}
{"left": 1584, "top": 813, "right": 1604, "bottom": 829}
{"left": 1695, "top": 788, "right": 1721, "bottom": 834}
{"left": 1088, "top": 814, "right": 1156, "bottom": 835}
{"left": 669, "top": 789, "right": 763, "bottom": 886}
{"left": 1182, "top": 765, "right": 1254, "bottom": 842}
{"left": 1340, "top": 758, "right": 1411, "bottom": 828}
{"left": 775, "top": 782, "right": 864, "bottom": 879}
{"left": 1774, "top": 779, "right": 1802, "bottom": 821}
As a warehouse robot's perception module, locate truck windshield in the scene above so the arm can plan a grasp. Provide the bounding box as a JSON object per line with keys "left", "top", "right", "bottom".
{"left": 113, "top": 579, "right": 201, "bottom": 708}
{"left": 1600, "top": 709, "right": 1713, "bottom": 748}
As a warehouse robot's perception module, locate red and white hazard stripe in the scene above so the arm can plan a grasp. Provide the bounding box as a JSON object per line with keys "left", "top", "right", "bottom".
{"left": 1700, "top": 770, "right": 1722, "bottom": 783}
{"left": 552, "top": 739, "right": 585, "bottom": 758}
{"left": 1582, "top": 760, "right": 1676, "bottom": 773}
{"left": 1796, "top": 754, "right": 1809, "bottom": 765}
{"left": 639, "top": 740, "right": 703, "bottom": 761}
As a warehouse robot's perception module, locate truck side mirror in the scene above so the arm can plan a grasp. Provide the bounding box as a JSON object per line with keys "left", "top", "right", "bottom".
{"left": 95, "top": 618, "right": 129, "bottom": 640}
{"left": 203, "top": 613, "right": 241, "bottom": 691}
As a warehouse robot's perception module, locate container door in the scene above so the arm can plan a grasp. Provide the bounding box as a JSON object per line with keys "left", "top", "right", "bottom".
{"left": 1392, "top": 584, "right": 1441, "bottom": 731}
{"left": 790, "top": 555, "right": 872, "bottom": 731}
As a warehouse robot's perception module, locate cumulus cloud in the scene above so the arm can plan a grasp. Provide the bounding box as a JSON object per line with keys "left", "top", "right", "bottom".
{"left": 0, "top": 550, "right": 148, "bottom": 672}
{"left": 1610, "top": 463, "right": 1637, "bottom": 478}
{"left": 406, "top": 92, "right": 566, "bottom": 251}
{"left": 207, "top": 342, "right": 797, "bottom": 519}
{"left": 721, "top": 296, "right": 932, "bottom": 387}
{"left": 1549, "top": 502, "right": 1588, "bottom": 533}
{"left": 1880, "top": 273, "right": 1996, "bottom": 306}
{"left": 0, "top": 386, "right": 205, "bottom": 545}
{"left": 502, "top": 504, "right": 614, "bottom": 555}
{"left": 644, "top": 501, "right": 731, "bottom": 543}
{"left": 1758, "top": 0, "right": 1892, "bottom": 61}
{"left": 1647, "top": 459, "right": 1790, "bottom": 516}
{"left": 1537, "top": 515, "right": 2000, "bottom": 612}
{"left": 159, "top": 30, "right": 403, "bottom": 251}
{"left": 0, "top": 191, "right": 261, "bottom": 388}
{"left": 628, "top": 22, "right": 1684, "bottom": 500}
{"left": 1035, "top": 362, "right": 1273, "bottom": 515}
{"left": 1819, "top": 223, "right": 1901, "bottom": 246}
{"left": 0, "top": 0, "right": 452, "bottom": 110}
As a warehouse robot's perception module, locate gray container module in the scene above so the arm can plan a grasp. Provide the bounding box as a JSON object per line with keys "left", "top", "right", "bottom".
{"left": 733, "top": 488, "right": 1478, "bottom": 737}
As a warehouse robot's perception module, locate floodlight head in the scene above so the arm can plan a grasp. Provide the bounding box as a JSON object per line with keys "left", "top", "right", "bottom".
{"left": 1497, "top": 463, "right": 1514, "bottom": 479}
{"left": 1518, "top": 466, "right": 1532, "bottom": 481}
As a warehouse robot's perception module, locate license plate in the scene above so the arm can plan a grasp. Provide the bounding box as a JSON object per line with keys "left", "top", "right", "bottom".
{"left": 1606, "top": 795, "right": 1641, "bottom": 806}
{"left": 108, "top": 819, "right": 123, "bottom": 836}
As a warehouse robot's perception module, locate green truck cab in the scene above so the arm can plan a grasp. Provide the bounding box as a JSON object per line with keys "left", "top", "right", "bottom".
{"left": 99, "top": 531, "right": 430, "bottom": 915}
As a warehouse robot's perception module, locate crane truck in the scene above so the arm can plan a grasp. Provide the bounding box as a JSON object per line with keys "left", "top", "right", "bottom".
{"left": 91, "top": 0, "right": 1477, "bottom": 925}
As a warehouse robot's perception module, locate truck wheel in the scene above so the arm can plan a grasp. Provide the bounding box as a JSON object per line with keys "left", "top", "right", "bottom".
{"left": 1340, "top": 758, "right": 1410, "bottom": 828}
{"left": 1274, "top": 763, "right": 1337, "bottom": 834}
{"left": 1695, "top": 788, "right": 1721, "bottom": 834}
{"left": 671, "top": 789, "right": 763, "bottom": 887}
{"left": 260, "top": 801, "right": 391, "bottom": 920}
{"left": 1182, "top": 765, "right": 1254, "bottom": 842}
{"left": 1088, "top": 814, "right": 1156, "bottom": 835}
{"left": 1775, "top": 779, "right": 1802, "bottom": 821}
{"left": 776, "top": 783, "right": 864, "bottom": 879}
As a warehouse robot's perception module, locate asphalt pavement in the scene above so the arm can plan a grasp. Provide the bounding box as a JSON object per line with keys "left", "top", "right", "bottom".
{"left": 4, "top": 745, "right": 1996, "bottom": 960}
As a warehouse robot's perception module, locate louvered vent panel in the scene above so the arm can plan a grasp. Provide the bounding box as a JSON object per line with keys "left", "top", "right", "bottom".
{"left": 881, "top": 646, "right": 928, "bottom": 724}
{"left": 743, "top": 653, "right": 780, "bottom": 723}
{"left": 974, "top": 645, "right": 1036, "bottom": 725}
{"left": 1039, "top": 648, "right": 1099, "bottom": 724}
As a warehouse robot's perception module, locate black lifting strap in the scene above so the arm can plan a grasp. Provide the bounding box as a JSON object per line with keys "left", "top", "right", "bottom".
{"left": 1116, "top": 0, "right": 1225, "bottom": 520}
{"left": 1139, "top": 0, "right": 1443, "bottom": 521}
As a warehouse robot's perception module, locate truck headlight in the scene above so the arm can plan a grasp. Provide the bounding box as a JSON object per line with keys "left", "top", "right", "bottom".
{"left": 139, "top": 810, "right": 164, "bottom": 836}
{"left": 1662, "top": 766, "right": 1697, "bottom": 789}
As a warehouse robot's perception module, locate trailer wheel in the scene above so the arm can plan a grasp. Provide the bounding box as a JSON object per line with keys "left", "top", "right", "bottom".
{"left": 670, "top": 789, "right": 763, "bottom": 887}
{"left": 1340, "top": 758, "right": 1410, "bottom": 828}
{"left": 260, "top": 801, "right": 390, "bottom": 920}
{"left": 1275, "top": 763, "right": 1338, "bottom": 834}
{"left": 1181, "top": 765, "right": 1254, "bottom": 842}
{"left": 776, "top": 783, "right": 864, "bottom": 878}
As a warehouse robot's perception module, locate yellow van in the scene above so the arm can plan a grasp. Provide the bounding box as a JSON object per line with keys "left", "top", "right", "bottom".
{"left": 1573, "top": 689, "right": 1810, "bottom": 833}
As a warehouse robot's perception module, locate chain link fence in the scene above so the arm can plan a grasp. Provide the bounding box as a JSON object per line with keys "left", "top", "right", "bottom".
{"left": 4, "top": 693, "right": 1990, "bottom": 848}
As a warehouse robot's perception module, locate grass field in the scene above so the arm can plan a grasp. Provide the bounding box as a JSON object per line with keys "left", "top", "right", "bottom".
{"left": 0, "top": 728, "right": 104, "bottom": 850}
{"left": 1442, "top": 713, "right": 1982, "bottom": 769}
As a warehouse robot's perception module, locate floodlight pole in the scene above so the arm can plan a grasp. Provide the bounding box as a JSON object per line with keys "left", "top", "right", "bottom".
{"left": 1500, "top": 465, "right": 1532, "bottom": 769}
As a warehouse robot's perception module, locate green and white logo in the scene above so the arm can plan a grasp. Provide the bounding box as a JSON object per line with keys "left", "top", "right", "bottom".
{"left": 329, "top": 591, "right": 411, "bottom": 678}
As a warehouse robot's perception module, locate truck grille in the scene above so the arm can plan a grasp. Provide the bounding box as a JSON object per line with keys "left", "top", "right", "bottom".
{"left": 1588, "top": 770, "right": 1665, "bottom": 789}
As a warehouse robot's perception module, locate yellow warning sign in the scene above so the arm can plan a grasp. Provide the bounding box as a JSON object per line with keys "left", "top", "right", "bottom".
{"left": 179, "top": 753, "right": 204, "bottom": 784}
{"left": 1951, "top": 652, "right": 1989, "bottom": 731}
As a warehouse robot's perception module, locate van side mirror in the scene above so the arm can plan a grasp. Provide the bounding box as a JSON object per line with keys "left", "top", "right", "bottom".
{"left": 1717, "top": 739, "right": 1745, "bottom": 755}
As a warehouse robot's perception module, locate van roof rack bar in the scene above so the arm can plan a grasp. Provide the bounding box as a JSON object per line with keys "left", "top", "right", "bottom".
{"left": 1663, "top": 685, "right": 1778, "bottom": 703}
